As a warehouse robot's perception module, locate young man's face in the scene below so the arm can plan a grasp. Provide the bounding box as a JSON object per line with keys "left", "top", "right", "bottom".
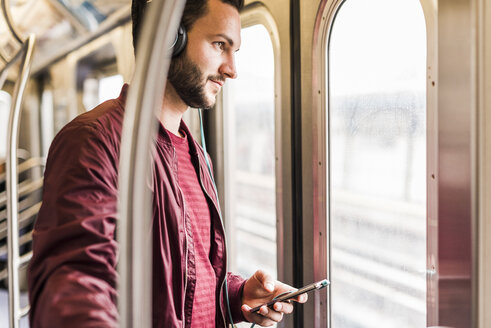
{"left": 168, "top": 0, "right": 241, "bottom": 109}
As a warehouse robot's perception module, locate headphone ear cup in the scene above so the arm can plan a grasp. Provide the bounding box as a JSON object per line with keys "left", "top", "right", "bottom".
{"left": 172, "top": 25, "right": 187, "bottom": 57}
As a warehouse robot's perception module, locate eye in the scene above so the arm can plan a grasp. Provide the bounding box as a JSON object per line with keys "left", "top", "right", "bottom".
{"left": 213, "top": 41, "right": 226, "bottom": 51}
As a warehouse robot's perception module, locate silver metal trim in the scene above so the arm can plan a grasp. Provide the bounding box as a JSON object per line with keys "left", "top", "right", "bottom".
{"left": 311, "top": 2, "right": 345, "bottom": 327}
{"left": 419, "top": 1, "right": 438, "bottom": 325}
{"left": 6, "top": 33, "right": 36, "bottom": 328}
{"left": 117, "top": 0, "right": 185, "bottom": 327}
{"left": 477, "top": 0, "right": 491, "bottom": 326}
{"left": 435, "top": 1, "right": 475, "bottom": 326}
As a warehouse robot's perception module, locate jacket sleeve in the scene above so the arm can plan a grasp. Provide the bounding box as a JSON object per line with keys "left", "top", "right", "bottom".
{"left": 226, "top": 272, "right": 247, "bottom": 323}
{"left": 28, "top": 123, "right": 120, "bottom": 328}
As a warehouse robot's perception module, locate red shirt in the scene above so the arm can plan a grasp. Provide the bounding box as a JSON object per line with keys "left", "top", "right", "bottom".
{"left": 169, "top": 129, "right": 216, "bottom": 327}
{"left": 28, "top": 85, "right": 247, "bottom": 328}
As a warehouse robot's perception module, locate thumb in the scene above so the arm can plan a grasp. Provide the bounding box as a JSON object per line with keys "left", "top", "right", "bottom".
{"left": 254, "top": 270, "right": 275, "bottom": 292}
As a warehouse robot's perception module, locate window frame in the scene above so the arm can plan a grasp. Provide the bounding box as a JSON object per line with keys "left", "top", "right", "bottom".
{"left": 311, "top": 0, "right": 438, "bottom": 327}
{"left": 213, "top": 3, "right": 284, "bottom": 279}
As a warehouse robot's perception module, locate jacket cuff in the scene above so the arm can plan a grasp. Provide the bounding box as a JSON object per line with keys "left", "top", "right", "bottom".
{"left": 226, "top": 272, "right": 247, "bottom": 323}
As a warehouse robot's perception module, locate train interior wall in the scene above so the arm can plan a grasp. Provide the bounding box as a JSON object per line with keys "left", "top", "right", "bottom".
{"left": 0, "top": 0, "right": 491, "bottom": 327}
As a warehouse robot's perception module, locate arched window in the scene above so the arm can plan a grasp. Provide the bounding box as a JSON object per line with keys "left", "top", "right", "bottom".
{"left": 327, "top": 0, "right": 427, "bottom": 326}
{"left": 223, "top": 23, "right": 277, "bottom": 280}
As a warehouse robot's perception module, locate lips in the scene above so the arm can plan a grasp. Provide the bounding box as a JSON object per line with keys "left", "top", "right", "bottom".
{"left": 209, "top": 79, "right": 224, "bottom": 87}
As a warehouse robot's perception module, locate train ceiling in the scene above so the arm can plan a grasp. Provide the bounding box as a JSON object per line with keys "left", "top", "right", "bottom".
{"left": 0, "top": 0, "right": 130, "bottom": 72}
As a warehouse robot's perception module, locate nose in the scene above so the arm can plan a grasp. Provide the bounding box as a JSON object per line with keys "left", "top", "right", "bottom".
{"left": 219, "top": 53, "right": 237, "bottom": 79}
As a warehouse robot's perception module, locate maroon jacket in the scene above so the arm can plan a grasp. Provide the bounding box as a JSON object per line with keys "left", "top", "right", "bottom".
{"left": 28, "top": 85, "right": 246, "bottom": 327}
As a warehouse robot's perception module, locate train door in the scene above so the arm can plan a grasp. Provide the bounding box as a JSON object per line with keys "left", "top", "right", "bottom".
{"left": 308, "top": 0, "right": 476, "bottom": 327}
{"left": 318, "top": 0, "right": 428, "bottom": 327}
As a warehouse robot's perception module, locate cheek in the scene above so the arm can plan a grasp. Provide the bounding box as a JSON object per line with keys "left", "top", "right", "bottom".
{"left": 192, "top": 52, "right": 220, "bottom": 75}
{"left": 200, "top": 57, "right": 219, "bottom": 76}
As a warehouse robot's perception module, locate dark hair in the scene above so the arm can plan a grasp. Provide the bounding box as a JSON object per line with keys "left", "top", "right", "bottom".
{"left": 132, "top": 0, "right": 244, "bottom": 53}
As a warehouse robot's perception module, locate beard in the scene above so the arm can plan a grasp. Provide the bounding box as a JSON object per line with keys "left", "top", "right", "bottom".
{"left": 167, "top": 51, "right": 224, "bottom": 109}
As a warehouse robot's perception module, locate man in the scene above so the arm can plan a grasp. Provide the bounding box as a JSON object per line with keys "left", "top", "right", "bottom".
{"left": 28, "top": 0, "right": 306, "bottom": 327}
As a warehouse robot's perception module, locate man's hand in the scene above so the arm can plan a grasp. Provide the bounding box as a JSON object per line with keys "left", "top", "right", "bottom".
{"left": 241, "top": 270, "right": 308, "bottom": 327}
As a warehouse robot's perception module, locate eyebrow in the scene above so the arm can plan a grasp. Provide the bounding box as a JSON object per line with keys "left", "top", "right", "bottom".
{"left": 214, "top": 33, "right": 236, "bottom": 48}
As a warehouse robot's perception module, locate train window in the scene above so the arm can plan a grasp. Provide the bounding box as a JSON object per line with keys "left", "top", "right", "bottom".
{"left": 0, "top": 91, "right": 11, "bottom": 160}
{"left": 40, "top": 89, "right": 54, "bottom": 157}
{"left": 76, "top": 43, "right": 121, "bottom": 112}
{"left": 82, "top": 74, "right": 124, "bottom": 111}
{"left": 327, "top": 0, "right": 426, "bottom": 327}
{"left": 99, "top": 74, "right": 124, "bottom": 102}
{"left": 222, "top": 24, "right": 277, "bottom": 280}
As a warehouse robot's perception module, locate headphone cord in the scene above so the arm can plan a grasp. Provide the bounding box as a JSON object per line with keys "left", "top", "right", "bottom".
{"left": 199, "top": 109, "right": 289, "bottom": 328}
{"left": 198, "top": 109, "right": 236, "bottom": 328}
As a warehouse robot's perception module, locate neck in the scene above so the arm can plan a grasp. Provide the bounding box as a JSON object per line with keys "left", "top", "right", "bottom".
{"left": 160, "top": 81, "right": 188, "bottom": 135}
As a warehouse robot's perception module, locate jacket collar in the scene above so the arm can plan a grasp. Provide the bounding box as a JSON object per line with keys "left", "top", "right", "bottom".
{"left": 118, "top": 84, "right": 201, "bottom": 155}
{"left": 118, "top": 83, "right": 129, "bottom": 106}
{"left": 156, "top": 119, "right": 197, "bottom": 149}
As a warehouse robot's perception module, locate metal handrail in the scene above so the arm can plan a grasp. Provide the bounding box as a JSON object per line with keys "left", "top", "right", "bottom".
{"left": 0, "top": 156, "right": 45, "bottom": 182}
{"left": 19, "top": 306, "right": 29, "bottom": 318}
{"left": 6, "top": 33, "right": 35, "bottom": 328}
{"left": 0, "top": 251, "right": 33, "bottom": 281}
{"left": 0, "top": 231, "right": 32, "bottom": 261}
{"left": 1, "top": 0, "right": 25, "bottom": 44}
{"left": 0, "top": 202, "right": 41, "bottom": 239}
{"left": 0, "top": 177, "right": 43, "bottom": 207}
{"left": 117, "top": 0, "right": 185, "bottom": 326}
{"left": 0, "top": 194, "right": 42, "bottom": 223}
{"left": 18, "top": 251, "right": 32, "bottom": 266}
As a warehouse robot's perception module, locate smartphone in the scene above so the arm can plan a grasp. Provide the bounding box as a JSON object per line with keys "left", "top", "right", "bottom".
{"left": 249, "top": 279, "right": 330, "bottom": 313}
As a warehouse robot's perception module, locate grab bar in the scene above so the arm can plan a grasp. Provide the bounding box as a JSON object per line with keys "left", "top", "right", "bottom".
{"left": 5, "top": 33, "right": 36, "bottom": 328}
{"left": 117, "top": 0, "right": 185, "bottom": 326}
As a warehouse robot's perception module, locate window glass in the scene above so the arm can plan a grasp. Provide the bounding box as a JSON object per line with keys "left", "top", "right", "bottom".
{"left": 328, "top": 0, "right": 427, "bottom": 327}
{"left": 40, "top": 89, "right": 54, "bottom": 157}
{"left": 81, "top": 74, "right": 123, "bottom": 111}
{"left": 99, "top": 74, "right": 124, "bottom": 103}
{"left": 224, "top": 24, "right": 276, "bottom": 281}
{"left": 0, "top": 91, "right": 11, "bottom": 160}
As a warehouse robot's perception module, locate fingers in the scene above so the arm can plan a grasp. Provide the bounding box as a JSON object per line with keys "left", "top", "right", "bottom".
{"left": 242, "top": 304, "right": 284, "bottom": 326}
{"left": 295, "top": 293, "right": 308, "bottom": 303}
{"left": 253, "top": 270, "right": 275, "bottom": 292}
{"left": 273, "top": 301, "right": 294, "bottom": 314}
{"left": 242, "top": 272, "right": 310, "bottom": 325}
{"left": 273, "top": 281, "right": 309, "bottom": 304}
